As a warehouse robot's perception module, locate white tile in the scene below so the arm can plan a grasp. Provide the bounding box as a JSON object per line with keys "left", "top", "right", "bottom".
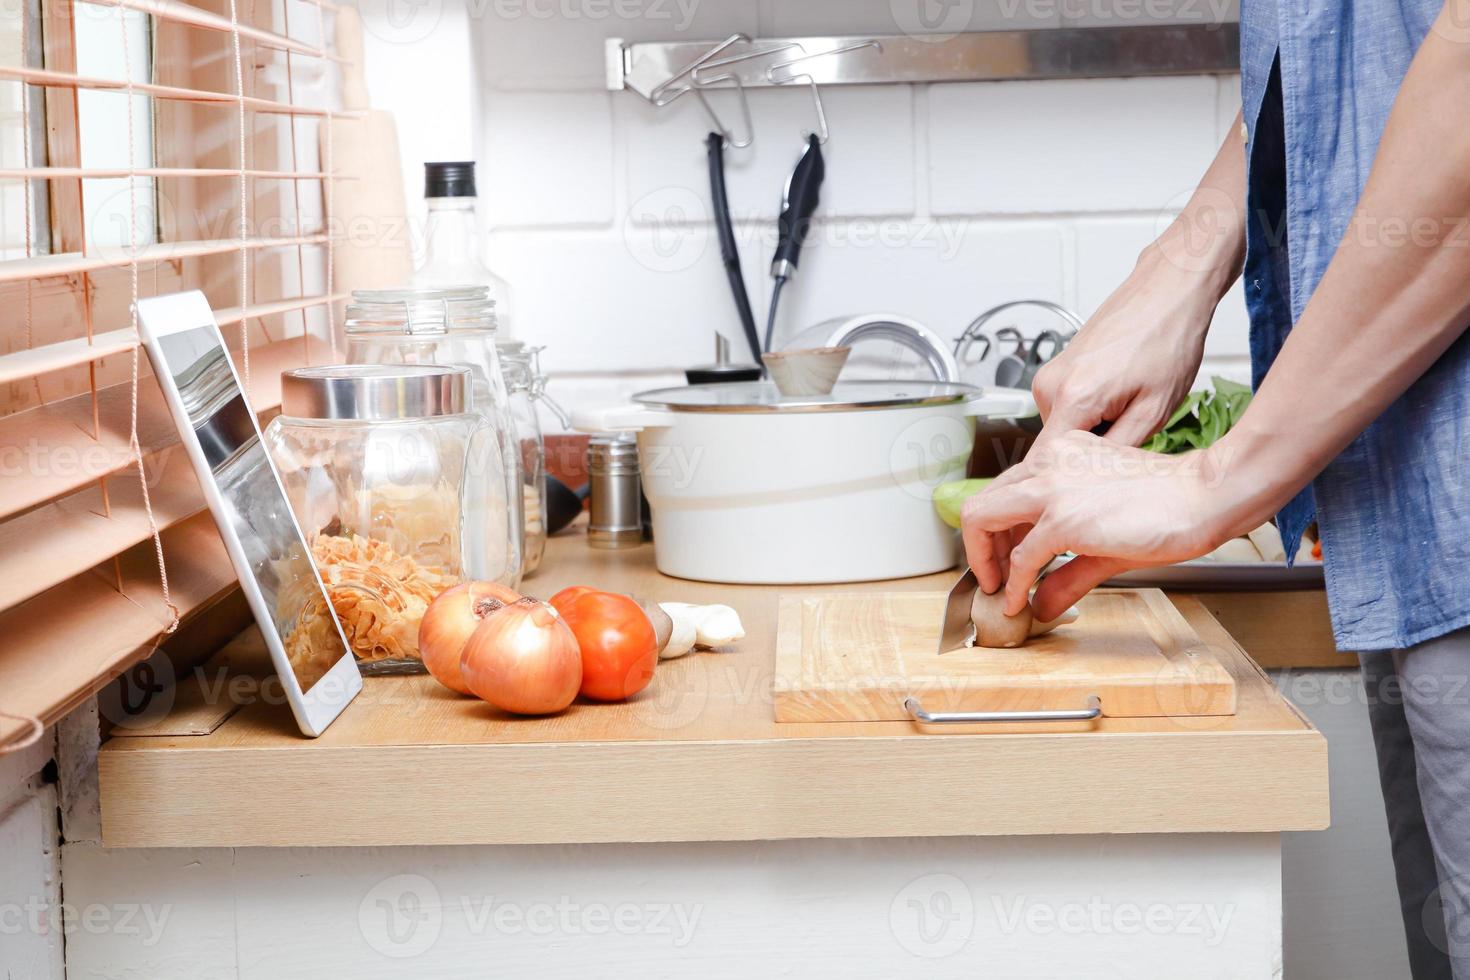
{"left": 485, "top": 224, "right": 770, "bottom": 372}
{"left": 471, "top": 0, "right": 758, "bottom": 91}
{"left": 1059, "top": 0, "right": 1238, "bottom": 27}
{"left": 1073, "top": 216, "right": 1250, "bottom": 356}
{"left": 621, "top": 84, "right": 916, "bottom": 222}
{"left": 481, "top": 92, "right": 616, "bottom": 228}
{"left": 766, "top": 0, "right": 1060, "bottom": 35}
{"left": 769, "top": 219, "right": 1068, "bottom": 358}
{"left": 928, "top": 76, "right": 1220, "bottom": 215}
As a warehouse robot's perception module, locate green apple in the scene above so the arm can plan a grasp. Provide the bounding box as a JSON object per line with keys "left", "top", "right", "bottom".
{"left": 932, "top": 478, "right": 992, "bottom": 529}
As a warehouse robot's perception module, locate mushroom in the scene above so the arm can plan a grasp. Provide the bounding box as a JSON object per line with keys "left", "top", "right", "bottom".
{"left": 637, "top": 598, "right": 674, "bottom": 652}
{"left": 970, "top": 589, "right": 1081, "bottom": 648}
{"left": 970, "top": 588, "right": 1033, "bottom": 648}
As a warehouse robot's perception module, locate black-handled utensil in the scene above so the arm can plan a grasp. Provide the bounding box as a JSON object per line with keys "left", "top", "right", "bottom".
{"left": 764, "top": 134, "right": 824, "bottom": 353}
{"left": 706, "top": 132, "right": 762, "bottom": 364}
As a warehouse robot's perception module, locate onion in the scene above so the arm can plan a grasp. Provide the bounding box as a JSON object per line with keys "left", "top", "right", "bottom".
{"left": 461, "top": 598, "right": 582, "bottom": 715}
{"left": 419, "top": 581, "right": 521, "bottom": 695}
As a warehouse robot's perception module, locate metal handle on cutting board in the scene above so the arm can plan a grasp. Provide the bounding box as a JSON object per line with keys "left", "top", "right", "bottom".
{"left": 904, "top": 694, "right": 1102, "bottom": 725}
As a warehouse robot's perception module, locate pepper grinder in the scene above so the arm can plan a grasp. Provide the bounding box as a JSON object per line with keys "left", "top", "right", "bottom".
{"left": 586, "top": 435, "right": 644, "bottom": 549}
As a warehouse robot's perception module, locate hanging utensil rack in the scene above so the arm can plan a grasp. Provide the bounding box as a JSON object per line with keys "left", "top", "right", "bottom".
{"left": 606, "top": 23, "right": 1239, "bottom": 98}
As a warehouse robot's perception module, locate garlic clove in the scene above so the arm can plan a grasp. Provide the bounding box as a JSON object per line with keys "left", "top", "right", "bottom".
{"left": 691, "top": 604, "right": 744, "bottom": 648}
{"left": 655, "top": 602, "right": 746, "bottom": 655}
{"left": 657, "top": 602, "right": 699, "bottom": 659}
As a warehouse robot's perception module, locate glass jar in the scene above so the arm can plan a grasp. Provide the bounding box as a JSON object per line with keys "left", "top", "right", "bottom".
{"left": 345, "top": 286, "right": 523, "bottom": 588}
{"left": 263, "top": 364, "right": 509, "bottom": 674}
{"left": 497, "top": 342, "right": 568, "bottom": 576}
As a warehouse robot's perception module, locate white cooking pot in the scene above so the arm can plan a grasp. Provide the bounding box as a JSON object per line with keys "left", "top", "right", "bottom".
{"left": 573, "top": 381, "right": 1036, "bottom": 584}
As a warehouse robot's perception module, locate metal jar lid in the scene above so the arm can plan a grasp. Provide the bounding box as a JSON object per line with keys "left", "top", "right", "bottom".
{"left": 345, "top": 286, "right": 496, "bottom": 336}
{"left": 281, "top": 364, "right": 471, "bottom": 421}
{"left": 631, "top": 380, "right": 979, "bottom": 414}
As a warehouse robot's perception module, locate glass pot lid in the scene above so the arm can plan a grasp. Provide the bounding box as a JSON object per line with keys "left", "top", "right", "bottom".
{"left": 632, "top": 380, "right": 981, "bottom": 414}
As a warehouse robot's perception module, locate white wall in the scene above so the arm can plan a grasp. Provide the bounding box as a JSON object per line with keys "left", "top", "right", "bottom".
{"left": 360, "top": 0, "right": 1249, "bottom": 426}
{"left": 0, "top": 731, "right": 64, "bottom": 980}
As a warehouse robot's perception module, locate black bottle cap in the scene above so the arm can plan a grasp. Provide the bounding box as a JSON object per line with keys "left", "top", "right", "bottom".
{"left": 425, "top": 161, "right": 477, "bottom": 199}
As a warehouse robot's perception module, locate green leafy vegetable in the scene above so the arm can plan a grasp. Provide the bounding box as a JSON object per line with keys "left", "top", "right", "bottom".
{"left": 1141, "top": 376, "right": 1253, "bottom": 455}
{"left": 932, "top": 478, "right": 993, "bottom": 529}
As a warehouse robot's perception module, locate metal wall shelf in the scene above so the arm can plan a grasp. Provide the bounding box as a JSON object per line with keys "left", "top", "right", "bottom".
{"left": 607, "top": 23, "right": 1240, "bottom": 99}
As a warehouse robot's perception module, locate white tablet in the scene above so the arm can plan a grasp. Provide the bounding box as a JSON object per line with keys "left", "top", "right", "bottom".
{"left": 136, "top": 290, "right": 361, "bottom": 736}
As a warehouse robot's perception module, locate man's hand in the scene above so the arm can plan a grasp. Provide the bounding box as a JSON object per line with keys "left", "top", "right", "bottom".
{"left": 1033, "top": 113, "right": 1248, "bottom": 449}
{"left": 1031, "top": 252, "right": 1216, "bottom": 447}
{"left": 961, "top": 431, "right": 1245, "bottom": 621}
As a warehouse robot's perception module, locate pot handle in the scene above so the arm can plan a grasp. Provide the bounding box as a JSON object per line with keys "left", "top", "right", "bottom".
{"left": 570, "top": 404, "right": 673, "bottom": 433}
{"left": 963, "top": 386, "right": 1038, "bottom": 421}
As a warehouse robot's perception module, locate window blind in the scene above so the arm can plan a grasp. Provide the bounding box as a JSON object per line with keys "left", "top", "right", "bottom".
{"left": 0, "top": 0, "right": 355, "bottom": 750}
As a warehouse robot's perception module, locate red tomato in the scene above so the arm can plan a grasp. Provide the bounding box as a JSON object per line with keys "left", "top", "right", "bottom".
{"left": 553, "top": 591, "right": 657, "bottom": 702}
{"left": 548, "top": 585, "right": 598, "bottom": 610}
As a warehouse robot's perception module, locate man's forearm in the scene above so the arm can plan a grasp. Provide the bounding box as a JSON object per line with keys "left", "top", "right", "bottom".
{"left": 1211, "top": 7, "right": 1470, "bottom": 534}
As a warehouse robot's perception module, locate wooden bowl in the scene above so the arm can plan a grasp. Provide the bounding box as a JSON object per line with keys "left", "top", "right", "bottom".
{"left": 762, "top": 346, "right": 851, "bottom": 397}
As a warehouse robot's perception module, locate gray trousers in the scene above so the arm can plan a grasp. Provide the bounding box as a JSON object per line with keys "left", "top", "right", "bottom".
{"left": 1362, "top": 628, "right": 1470, "bottom": 980}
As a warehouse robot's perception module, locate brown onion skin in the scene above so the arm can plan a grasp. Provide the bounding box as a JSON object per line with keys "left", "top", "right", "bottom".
{"left": 418, "top": 581, "right": 521, "bottom": 695}
{"left": 460, "top": 599, "right": 582, "bottom": 715}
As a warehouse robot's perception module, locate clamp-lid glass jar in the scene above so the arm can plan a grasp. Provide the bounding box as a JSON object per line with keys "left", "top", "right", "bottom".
{"left": 497, "top": 341, "right": 568, "bottom": 575}
{"left": 263, "top": 364, "right": 509, "bottom": 673}
{"left": 344, "top": 286, "right": 523, "bottom": 587}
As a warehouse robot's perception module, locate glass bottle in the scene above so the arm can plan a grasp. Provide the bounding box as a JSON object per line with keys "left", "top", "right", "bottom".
{"left": 498, "top": 342, "right": 569, "bottom": 576}
{"left": 416, "top": 161, "right": 516, "bottom": 341}
{"left": 344, "top": 286, "right": 523, "bottom": 588}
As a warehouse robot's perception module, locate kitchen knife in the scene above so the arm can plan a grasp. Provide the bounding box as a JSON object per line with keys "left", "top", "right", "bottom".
{"left": 937, "top": 567, "right": 979, "bottom": 656}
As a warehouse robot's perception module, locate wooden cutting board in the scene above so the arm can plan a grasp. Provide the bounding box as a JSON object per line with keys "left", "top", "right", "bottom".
{"left": 773, "top": 589, "right": 1236, "bottom": 723}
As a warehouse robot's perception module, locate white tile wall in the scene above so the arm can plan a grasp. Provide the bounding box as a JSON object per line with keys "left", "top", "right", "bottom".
{"left": 928, "top": 76, "right": 1220, "bottom": 215}
{"left": 358, "top": 0, "right": 1253, "bottom": 424}
{"left": 1072, "top": 215, "right": 1251, "bottom": 360}
{"left": 482, "top": 91, "right": 616, "bottom": 228}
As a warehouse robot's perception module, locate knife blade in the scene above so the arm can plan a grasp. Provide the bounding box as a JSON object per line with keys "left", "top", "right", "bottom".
{"left": 937, "top": 567, "right": 979, "bottom": 655}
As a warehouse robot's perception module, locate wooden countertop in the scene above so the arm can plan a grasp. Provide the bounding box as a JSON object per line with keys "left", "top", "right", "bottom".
{"left": 97, "top": 532, "right": 1330, "bottom": 848}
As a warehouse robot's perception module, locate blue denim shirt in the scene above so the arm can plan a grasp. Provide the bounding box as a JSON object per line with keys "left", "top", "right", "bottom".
{"left": 1240, "top": 0, "right": 1470, "bottom": 651}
